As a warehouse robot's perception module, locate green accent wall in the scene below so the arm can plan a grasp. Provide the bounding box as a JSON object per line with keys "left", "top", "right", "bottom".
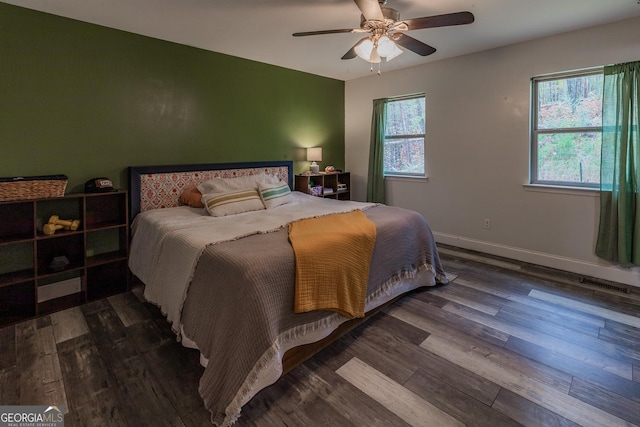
{"left": 0, "top": 3, "right": 345, "bottom": 192}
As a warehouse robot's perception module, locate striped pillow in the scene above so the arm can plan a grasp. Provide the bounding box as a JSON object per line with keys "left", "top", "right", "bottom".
{"left": 259, "top": 181, "right": 292, "bottom": 209}
{"left": 202, "top": 188, "right": 265, "bottom": 217}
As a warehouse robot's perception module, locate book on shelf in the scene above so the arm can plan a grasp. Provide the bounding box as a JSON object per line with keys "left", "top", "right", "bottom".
{"left": 323, "top": 188, "right": 334, "bottom": 194}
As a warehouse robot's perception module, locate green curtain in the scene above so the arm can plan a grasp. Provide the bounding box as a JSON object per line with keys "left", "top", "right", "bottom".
{"left": 366, "top": 98, "right": 387, "bottom": 203}
{"left": 596, "top": 61, "right": 640, "bottom": 265}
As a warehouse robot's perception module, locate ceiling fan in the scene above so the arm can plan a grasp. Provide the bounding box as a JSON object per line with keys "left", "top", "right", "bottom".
{"left": 293, "top": 0, "right": 474, "bottom": 72}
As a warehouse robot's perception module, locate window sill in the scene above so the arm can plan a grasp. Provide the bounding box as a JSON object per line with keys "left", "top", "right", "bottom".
{"left": 384, "top": 175, "right": 429, "bottom": 182}
{"left": 523, "top": 183, "right": 599, "bottom": 197}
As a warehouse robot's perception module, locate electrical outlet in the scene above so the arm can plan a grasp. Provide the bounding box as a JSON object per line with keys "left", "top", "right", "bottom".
{"left": 483, "top": 218, "right": 491, "bottom": 229}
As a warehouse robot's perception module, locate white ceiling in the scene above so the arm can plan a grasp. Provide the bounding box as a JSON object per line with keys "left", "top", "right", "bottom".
{"left": 4, "top": 0, "right": 640, "bottom": 81}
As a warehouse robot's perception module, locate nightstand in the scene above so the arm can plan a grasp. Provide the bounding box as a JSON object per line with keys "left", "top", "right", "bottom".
{"left": 294, "top": 172, "right": 350, "bottom": 200}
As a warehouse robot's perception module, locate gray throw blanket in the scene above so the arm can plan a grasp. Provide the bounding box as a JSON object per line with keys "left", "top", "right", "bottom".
{"left": 179, "top": 205, "right": 448, "bottom": 426}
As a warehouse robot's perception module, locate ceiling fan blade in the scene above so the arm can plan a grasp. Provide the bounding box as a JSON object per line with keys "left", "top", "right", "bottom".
{"left": 394, "top": 34, "right": 436, "bottom": 56}
{"left": 340, "top": 37, "right": 367, "bottom": 59}
{"left": 353, "top": 0, "right": 384, "bottom": 21}
{"left": 401, "top": 11, "right": 475, "bottom": 30}
{"left": 342, "top": 45, "right": 358, "bottom": 60}
{"left": 293, "top": 28, "right": 359, "bottom": 37}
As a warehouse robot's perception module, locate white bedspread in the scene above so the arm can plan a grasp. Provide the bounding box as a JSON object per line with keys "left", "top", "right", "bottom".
{"left": 128, "top": 192, "right": 375, "bottom": 335}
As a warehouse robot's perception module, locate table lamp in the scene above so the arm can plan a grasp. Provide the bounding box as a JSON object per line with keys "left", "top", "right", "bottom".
{"left": 307, "top": 147, "right": 322, "bottom": 174}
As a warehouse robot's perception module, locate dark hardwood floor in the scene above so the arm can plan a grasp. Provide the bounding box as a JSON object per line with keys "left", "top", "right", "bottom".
{"left": 1, "top": 246, "right": 639, "bottom": 426}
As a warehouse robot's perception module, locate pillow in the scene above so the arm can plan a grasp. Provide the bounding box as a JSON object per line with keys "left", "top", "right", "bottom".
{"left": 202, "top": 188, "right": 265, "bottom": 217}
{"left": 179, "top": 185, "right": 204, "bottom": 208}
{"left": 197, "top": 173, "right": 277, "bottom": 194}
{"left": 258, "top": 181, "right": 292, "bottom": 209}
{"left": 263, "top": 173, "right": 281, "bottom": 185}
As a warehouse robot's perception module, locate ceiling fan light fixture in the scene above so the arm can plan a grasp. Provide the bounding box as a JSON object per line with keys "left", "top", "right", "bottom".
{"left": 376, "top": 35, "right": 394, "bottom": 56}
{"left": 369, "top": 46, "right": 382, "bottom": 63}
{"left": 376, "top": 35, "right": 403, "bottom": 61}
{"left": 354, "top": 38, "right": 375, "bottom": 61}
{"left": 384, "top": 42, "right": 403, "bottom": 61}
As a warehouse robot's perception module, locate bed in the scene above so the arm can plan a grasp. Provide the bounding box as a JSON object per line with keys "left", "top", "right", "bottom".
{"left": 127, "top": 160, "right": 448, "bottom": 426}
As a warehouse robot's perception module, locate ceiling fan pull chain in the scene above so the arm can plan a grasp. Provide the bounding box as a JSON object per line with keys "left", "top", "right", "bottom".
{"left": 368, "top": 62, "right": 382, "bottom": 75}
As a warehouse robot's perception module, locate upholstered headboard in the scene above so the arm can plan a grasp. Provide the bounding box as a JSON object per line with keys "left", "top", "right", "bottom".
{"left": 128, "top": 160, "right": 293, "bottom": 220}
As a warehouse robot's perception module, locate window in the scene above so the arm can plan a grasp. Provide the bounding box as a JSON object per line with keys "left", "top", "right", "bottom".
{"left": 383, "top": 94, "right": 425, "bottom": 177}
{"left": 531, "top": 69, "right": 603, "bottom": 187}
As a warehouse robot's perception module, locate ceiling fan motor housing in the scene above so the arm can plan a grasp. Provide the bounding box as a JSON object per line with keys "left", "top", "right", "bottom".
{"left": 360, "top": 7, "right": 400, "bottom": 36}
{"left": 360, "top": 7, "right": 400, "bottom": 29}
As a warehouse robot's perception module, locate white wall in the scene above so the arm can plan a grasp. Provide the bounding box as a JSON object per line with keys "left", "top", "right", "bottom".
{"left": 345, "top": 17, "right": 640, "bottom": 286}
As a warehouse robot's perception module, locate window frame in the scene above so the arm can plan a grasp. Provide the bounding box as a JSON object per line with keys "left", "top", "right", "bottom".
{"left": 383, "top": 93, "right": 426, "bottom": 178}
{"left": 530, "top": 68, "right": 603, "bottom": 189}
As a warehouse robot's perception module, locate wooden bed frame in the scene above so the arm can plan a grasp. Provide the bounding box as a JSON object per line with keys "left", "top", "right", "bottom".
{"left": 128, "top": 160, "right": 415, "bottom": 375}
{"left": 280, "top": 292, "right": 408, "bottom": 374}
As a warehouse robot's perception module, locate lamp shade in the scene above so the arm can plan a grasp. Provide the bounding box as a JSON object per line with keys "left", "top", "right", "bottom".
{"left": 307, "top": 147, "right": 322, "bottom": 162}
{"left": 354, "top": 38, "right": 374, "bottom": 61}
{"left": 376, "top": 36, "right": 395, "bottom": 57}
{"left": 354, "top": 37, "right": 381, "bottom": 64}
{"left": 384, "top": 43, "right": 403, "bottom": 61}
{"left": 355, "top": 35, "right": 404, "bottom": 65}
{"left": 307, "top": 147, "right": 322, "bottom": 173}
{"left": 377, "top": 36, "right": 403, "bottom": 61}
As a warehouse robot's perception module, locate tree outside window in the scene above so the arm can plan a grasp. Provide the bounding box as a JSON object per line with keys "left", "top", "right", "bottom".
{"left": 384, "top": 95, "right": 425, "bottom": 177}
{"left": 531, "top": 70, "right": 603, "bottom": 187}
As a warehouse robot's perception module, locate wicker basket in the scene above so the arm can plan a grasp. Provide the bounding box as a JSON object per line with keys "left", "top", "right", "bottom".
{"left": 0, "top": 175, "right": 68, "bottom": 201}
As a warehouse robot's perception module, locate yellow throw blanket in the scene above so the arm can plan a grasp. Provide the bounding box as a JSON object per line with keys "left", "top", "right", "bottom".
{"left": 288, "top": 210, "right": 377, "bottom": 319}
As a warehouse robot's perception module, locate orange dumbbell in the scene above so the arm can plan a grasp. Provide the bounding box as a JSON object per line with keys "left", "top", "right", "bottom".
{"left": 43, "top": 215, "right": 80, "bottom": 235}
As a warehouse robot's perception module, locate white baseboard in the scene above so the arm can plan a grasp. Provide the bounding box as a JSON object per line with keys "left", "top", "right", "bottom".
{"left": 433, "top": 232, "right": 640, "bottom": 287}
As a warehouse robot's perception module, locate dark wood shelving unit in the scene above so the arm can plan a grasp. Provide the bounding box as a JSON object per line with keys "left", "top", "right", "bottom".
{"left": 294, "top": 171, "right": 351, "bottom": 200}
{"left": 0, "top": 191, "right": 129, "bottom": 326}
